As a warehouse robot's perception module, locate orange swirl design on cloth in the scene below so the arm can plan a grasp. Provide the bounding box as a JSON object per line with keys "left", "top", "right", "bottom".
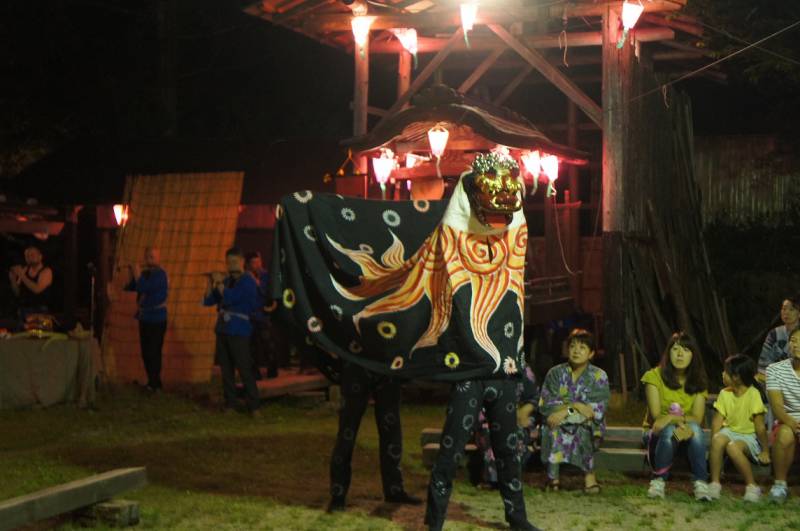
{"left": 328, "top": 223, "right": 527, "bottom": 371}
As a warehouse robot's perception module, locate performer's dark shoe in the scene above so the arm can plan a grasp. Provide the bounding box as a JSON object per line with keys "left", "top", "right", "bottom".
{"left": 326, "top": 498, "right": 346, "bottom": 513}
{"left": 385, "top": 492, "right": 423, "bottom": 505}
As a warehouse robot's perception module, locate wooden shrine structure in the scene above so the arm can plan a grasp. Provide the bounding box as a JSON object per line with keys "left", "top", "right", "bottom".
{"left": 242, "top": 0, "right": 736, "bottom": 387}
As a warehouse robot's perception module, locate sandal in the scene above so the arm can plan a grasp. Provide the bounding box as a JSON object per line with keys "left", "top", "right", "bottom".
{"left": 583, "top": 484, "right": 601, "bottom": 495}
{"left": 544, "top": 479, "right": 560, "bottom": 492}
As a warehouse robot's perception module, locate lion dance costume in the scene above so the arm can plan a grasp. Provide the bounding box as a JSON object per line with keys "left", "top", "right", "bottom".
{"left": 272, "top": 152, "right": 538, "bottom": 530}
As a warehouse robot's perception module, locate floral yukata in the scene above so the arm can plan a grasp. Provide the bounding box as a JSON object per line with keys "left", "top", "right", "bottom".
{"left": 539, "top": 362, "right": 610, "bottom": 477}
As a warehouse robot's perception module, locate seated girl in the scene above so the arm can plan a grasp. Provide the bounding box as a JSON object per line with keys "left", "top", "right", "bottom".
{"left": 642, "top": 332, "right": 710, "bottom": 500}
{"left": 539, "top": 329, "right": 610, "bottom": 494}
{"left": 765, "top": 326, "right": 800, "bottom": 503}
{"left": 708, "top": 355, "right": 769, "bottom": 502}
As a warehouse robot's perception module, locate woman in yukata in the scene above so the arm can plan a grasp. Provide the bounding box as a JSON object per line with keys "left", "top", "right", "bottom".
{"left": 538, "top": 328, "right": 610, "bottom": 494}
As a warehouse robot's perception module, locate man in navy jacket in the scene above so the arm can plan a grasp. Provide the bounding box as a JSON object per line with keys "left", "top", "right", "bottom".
{"left": 125, "top": 247, "right": 168, "bottom": 391}
{"left": 204, "top": 247, "right": 260, "bottom": 415}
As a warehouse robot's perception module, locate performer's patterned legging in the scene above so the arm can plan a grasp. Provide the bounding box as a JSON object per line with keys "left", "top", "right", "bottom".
{"left": 425, "top": 378, "right": 528, "bottom": 529}
{"left": 330, "top": 363, "right": 404, "bottom": 501}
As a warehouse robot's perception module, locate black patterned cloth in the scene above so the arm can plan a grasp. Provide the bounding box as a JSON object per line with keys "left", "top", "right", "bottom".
{"left": 269, "top": 179, "right": 528, "bottom": 383}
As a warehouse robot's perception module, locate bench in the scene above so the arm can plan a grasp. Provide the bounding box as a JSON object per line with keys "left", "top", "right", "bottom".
{"left": 420, "top": 426, "right": 776, "bottom": 477}
{"left": 0, "top": 467, "right": 147, "bottom": 531}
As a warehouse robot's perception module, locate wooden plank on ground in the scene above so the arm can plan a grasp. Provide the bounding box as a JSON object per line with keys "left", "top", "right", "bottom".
{"left": 0, "top": 468, "right": 147, "bottom": 531}
{"left": 256, "top": 371, "right": 329, "bottom": 399}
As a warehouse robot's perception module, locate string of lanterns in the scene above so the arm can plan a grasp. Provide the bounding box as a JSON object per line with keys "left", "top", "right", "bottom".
{"left": 370, "top": 123, "right": 561, "bottom": 198}
{"left": 351, "top": 1, "right": 645, "bottom": 55}
{"left": 352, "top": 1, "right": 650, "bottom": 198}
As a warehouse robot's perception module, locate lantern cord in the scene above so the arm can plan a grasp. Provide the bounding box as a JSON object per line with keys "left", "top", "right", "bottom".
{"left": 550, "top": 194, "right": 579, "bottom": 277}
{"left": 559, "top": 30, "right": 569, "bottom": 67}
{"left": 696, "top": 19, "right": 800, "bottom": 67}
{"left": 630, "top": 18, "right": 800, "bottom": 104}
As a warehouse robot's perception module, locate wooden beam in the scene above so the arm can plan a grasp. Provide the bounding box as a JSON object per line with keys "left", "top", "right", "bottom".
{"left": 273, "top": 0, "right": 334, "bottom": 23}
{"left": 458, "top": 47, "right": 505, "bottom": 94}
{"left": 541, "top": 122, "right": 602, "bottom": 132}
{"left": 659, "top": 39, "right": 715, "bottom": 58}
{"left": 301, "top": 1, "right": 685, "bottom": 33}
{"left": 398, "top": 50, "right": 412, "bottom": 108}
{"left": 493, "top": 65, "right": 533, "bottom": 106}
{"left": 0, "top": 468, "right": 147, "bottom": 531}
{"left": 641, "top": 13, "right": 703, "bottom": 37}
{"left": 378, "top": 27, "right": 464, "bottom": 125}
{"left": 349, "top": 102, "right": 389, "bottom": 117}
{"left": 396, "top": 137, "right": 497, "bottom": 153}
{"left": 488, "top": 24, "right": 603, "bottom": 128}
{"left": 652, "top": 50, "right": 708, "bottom": 61}
{"left": 369, "top": 27, "right": 674, "bottom": 54}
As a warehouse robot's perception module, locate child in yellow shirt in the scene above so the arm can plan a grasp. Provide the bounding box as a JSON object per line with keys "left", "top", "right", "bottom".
{"left": 708, "top": 355, "right": 770, "bottom": 502}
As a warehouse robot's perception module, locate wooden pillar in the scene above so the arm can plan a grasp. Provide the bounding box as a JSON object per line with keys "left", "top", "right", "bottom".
{"left": 398, "top": 50, "right": 411, "bottom": 105}
{"left": 353, "top": 33, "right": 370, "bottom": 188}
{"left": 566, "top": 100, "right": 582, "bottom": 305}
{"left": 96, "top": 228, "right": 113, "bottom": 338}
{"left": 602, "top": 6, "right": 634, "bottom": 384}
{"left": 63, "top": 206, "right": 80, "bottom": 319}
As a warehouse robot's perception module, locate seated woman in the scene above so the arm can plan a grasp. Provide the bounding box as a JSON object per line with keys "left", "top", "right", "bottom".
{"left": 539, "top": 329, "right": 610, "bottom": 494}
{"left": 765, "top": 326, "right": 800, "bottom": 504}
{"left": 757, "top": 295, "right": 800, "bottom": 381}
{"left": 642, "top": 332, "right": 710, "bottom": 500}
{"left": 708, "top": 355, "right": 770, "bottom": 502}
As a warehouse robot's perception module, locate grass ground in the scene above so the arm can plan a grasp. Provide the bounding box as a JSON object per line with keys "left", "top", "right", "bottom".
{"left": 2, "top": 385, "right": 799, "bottom": 530}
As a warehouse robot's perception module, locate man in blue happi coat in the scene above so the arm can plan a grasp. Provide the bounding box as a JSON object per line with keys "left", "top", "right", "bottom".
{"left": 204, "top": 247, "right": 261, "bottom": 415}
{"left": 124, "top": 246, "right": 168, "bottom": 392}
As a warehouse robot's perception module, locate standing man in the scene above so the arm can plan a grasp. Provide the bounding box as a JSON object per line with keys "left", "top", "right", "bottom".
{"left": 8, "top": 245, "right": 53, "bottom": 320}
{"left": 245, "top": 251, "right": 278, "bottom": 379}
{"left": 328, "top": 361, "right": 421, "bottom": 512}
{"left": 203, "top": 247, "right": 261, "bottom": 416}
{"left": 124, "top": 247, "right": 168, "bottom": 392}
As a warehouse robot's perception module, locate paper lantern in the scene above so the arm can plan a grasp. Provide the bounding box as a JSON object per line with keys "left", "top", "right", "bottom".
{"left": 372, "top": 148, "right": 396, "bottom": 186}
{"left": 621, "top": 0, "right": 644, "bottom": 30}
{"left": 391, "top": 28, "right": 418, "bottom": 60}
{"left": 521, "top": 150, "right": 541, "bottom": 180}
{"left": 405, "top": 153, "right": 427, "bottom": 168}
{"left": 427, "top": 125, "right": 449, "bottom": 158}
{"left": 460, "top": 2, "right": 478, "bottom": 33}
{"left": 617, "top": 0, "right": 644, "bottom": 48}
{"left": 113, "top": 204, "right": 129, "bottom": 227}
{"left": 351, "top": 15, "right": 375, "bottom": 55}
{"left": 541, "top": 155, "right": 559, "bottom": 182}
